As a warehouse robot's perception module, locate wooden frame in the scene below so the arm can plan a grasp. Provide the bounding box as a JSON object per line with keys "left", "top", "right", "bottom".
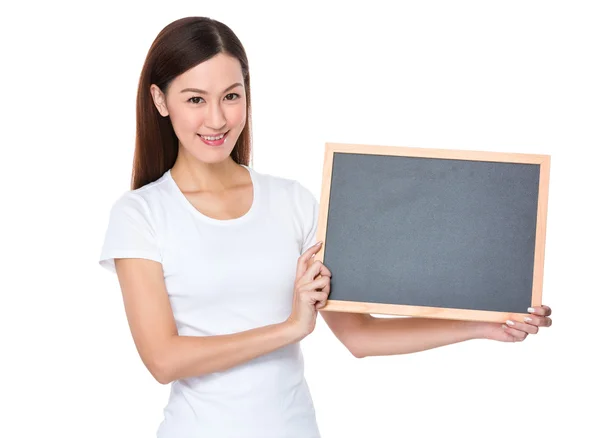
{"left": 315, "top": 142, "right": 551, "bottom": 323}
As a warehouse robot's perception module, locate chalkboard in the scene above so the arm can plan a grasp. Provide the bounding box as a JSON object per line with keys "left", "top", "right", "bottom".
{"left": 315, "top": 143, "right": 550, "bottom": 323}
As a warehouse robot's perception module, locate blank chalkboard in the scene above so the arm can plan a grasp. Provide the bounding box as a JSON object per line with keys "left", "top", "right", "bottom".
{"left": 315, "top": 143, "right": 550, "bottom": 323}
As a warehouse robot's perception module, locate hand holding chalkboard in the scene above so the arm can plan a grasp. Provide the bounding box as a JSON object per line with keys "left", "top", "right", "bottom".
{"left": 483, "top": 305, "right": 553, "bottom": 342}
{"left": 315, "top": 142, "right": 551, "bottom": 324}
{"left": 286, "top": 241, "right": 332, "bottom": 339}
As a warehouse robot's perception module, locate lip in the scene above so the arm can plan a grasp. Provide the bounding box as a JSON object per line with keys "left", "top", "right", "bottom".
{"left": 197, "top": 130, "right": 229, "bottom": 146}
{"left": 198, "top": 130, "right": 229, "bottom": 138}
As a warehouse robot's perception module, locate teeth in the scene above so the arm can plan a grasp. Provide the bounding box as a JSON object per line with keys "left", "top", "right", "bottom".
{"left": 201, "top": 132, "right": 226, "bottom": 141}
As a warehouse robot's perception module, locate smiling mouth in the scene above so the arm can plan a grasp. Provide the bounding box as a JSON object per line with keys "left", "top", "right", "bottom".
{"left": 198, "top": 131, "right": 229, "bottom": 141}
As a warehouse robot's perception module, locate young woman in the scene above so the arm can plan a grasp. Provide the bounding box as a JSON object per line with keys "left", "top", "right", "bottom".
{"left": 99, "top": 16, "right": 552, "bottom": 438}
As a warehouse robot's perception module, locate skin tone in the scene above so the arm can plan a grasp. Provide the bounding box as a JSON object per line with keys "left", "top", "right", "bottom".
{"left": 150, "top": 53, "right": 251, "bottom": 220}
{"left": 147, "top": 52, "right": 552, "bottom": 359}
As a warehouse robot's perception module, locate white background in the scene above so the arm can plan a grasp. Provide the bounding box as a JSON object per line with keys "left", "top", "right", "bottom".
{"left": 2, "top": 1, "right": 598, "bottom": 437}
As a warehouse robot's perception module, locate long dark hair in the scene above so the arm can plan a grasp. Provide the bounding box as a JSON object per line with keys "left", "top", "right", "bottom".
{"left": 132, "top": 17, "right": 253, "bottom": 190}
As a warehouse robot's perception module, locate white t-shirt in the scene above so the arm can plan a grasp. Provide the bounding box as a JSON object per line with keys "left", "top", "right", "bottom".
{"left": 99, "top": 164, "right": 321, "bottom": 438}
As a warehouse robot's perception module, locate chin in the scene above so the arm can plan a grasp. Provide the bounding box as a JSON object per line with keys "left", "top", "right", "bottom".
{"left": 193, "top": 151, "right": 235, "bottom": 165}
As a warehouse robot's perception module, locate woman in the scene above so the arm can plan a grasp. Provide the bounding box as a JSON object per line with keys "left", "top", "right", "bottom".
{"left": 99, "top": 16, "right": 552, "bottom": 438}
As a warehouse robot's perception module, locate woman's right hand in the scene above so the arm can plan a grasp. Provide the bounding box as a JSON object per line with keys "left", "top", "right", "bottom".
{"left": 286, "top": 241, "right": 332, "bottom": 340}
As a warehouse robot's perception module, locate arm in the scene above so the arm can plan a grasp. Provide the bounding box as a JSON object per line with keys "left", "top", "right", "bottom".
{"left": 115, "top": 258, "right": 301, "bottom": 385}
{"left": 321, "top": 307, "right": 552, "bottom": 359}
{"left": 320, "top": 311, "right": 486, "bottom": 358}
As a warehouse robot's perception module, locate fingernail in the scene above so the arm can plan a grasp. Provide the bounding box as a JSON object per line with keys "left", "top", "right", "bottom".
{"left": 528, "top": 307, "right": 535, "bottom": 313}
{"left": 316, "top": 241, "right": 322, "bottom": 246}
{"left": 506, "top": 320, "right": 515, "bottom": 326}
{"left": 524, "top": 317, "right": 533, "bottom": 323}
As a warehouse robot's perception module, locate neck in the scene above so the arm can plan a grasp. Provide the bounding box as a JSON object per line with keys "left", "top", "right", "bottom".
{"left": 170, "top": 149, "right": 244, "bottom": 193}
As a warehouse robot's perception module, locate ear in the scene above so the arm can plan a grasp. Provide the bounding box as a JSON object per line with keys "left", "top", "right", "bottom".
{"left": 150, "top": 84, "right": 169, "bottom": 117}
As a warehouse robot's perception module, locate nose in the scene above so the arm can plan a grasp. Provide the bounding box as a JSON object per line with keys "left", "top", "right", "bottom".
{"left": 205, "top": 100, "right": 227, "bottom": 131}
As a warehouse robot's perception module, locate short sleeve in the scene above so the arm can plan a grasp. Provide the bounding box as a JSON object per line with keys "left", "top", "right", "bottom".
{"left": 98, "top": 191, "right": 162, "bottom": 273}
{"left": 299, "top": 184, "right": 320, "bottom": 255}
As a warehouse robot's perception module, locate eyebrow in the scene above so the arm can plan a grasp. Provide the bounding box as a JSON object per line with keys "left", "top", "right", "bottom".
{"left": 180, "top": 82, "right": 243, "bottom": 94}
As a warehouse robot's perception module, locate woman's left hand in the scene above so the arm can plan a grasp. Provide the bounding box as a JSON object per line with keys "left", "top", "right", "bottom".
{"left": 484, "top": 305, "right": 553, "bottom": 342}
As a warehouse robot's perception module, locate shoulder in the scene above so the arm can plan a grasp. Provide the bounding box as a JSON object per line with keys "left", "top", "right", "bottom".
{"left": 251, "top": 166, "right": 318, "bottom": 207}
{"left": 250, "top": 166, "right": 296, "bottom": 189}
{"left": 107, "top": 171, "right": 171, "bottom": 221}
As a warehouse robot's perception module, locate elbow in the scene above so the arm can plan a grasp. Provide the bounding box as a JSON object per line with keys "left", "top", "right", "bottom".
{"left": 341, "top": 324, "right": 371, "bottom": 359}
{"left": 153, "top": 369, "right": 172, "bottom": 385}
{"left": 349, "top": 345, "right": 367, "bottom": 359}
{"left": 326, "top": 313, "right": 374, "bottom": 359}
{"left": 146, "top": 336, "right": 180, "bottom": 384}
{"left": 345, "top": 337, "right": 367, "bottom": 359}
{"left": 148, "top": 355, "right": 174, "bottom": 385}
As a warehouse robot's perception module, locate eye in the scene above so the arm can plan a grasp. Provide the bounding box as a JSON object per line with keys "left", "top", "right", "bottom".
{"left": 188, "top": 96, "right": 204, "bottom": 104}
{"left": 224, "top": 93, "right": 240, "bottom": 101}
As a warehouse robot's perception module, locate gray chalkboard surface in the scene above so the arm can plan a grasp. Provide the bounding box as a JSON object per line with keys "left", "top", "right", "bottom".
{"left": 316, "top": 143, "right": 550, "bottom": 323}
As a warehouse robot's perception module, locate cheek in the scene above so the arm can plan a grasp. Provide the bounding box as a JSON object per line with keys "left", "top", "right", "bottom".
{"left": 228, "top": 104, "right": 247, "bottom": 127}
{"left": 169, "top": 106, "right": 201, "bottom": 133}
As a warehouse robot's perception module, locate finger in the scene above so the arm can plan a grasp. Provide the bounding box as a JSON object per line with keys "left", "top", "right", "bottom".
{"left": 302, "top": 290, "right": 328, "bottom": 306}
{"left": 300, "top": 276, "right": 330, "bottom": 292}
{"left": 314, "top": 282, "right": 331, "bottom": 298}
{"left": 527, "top": 305, "right": 551, "bottom": 317}
{"left": 315, "top": 262, "right": 332, "bottom": 278}
{"left": 523, "top": 314, "right": 553, "bottom": 328}
{"left": 296, "top": 242, "right": 323, "bottom": 281}
{"left": 506, "top": 319, "right": 538, "bottom": 335}
{"left": 502, "top": 324, "right": 529, "bottom": 341}
{"left": 311, "top": 291, "right": 329, "bottom": 308}
{"left": 302, "top": 259, "right": 331, "bottom": 283}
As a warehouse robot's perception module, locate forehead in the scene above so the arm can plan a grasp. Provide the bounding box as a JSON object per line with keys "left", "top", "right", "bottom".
{"left": 172, "top": 53, "right": 244, "bottom": 91}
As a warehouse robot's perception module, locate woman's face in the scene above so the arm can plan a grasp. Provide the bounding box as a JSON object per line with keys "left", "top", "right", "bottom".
{"left": 150, "top": 53, "right": 247, "bottom": 164}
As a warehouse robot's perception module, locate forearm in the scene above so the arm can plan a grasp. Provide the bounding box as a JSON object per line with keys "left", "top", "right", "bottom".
{"left": 156, "top": 321, "right": 301, "bottom": 384}
{"left": 352, "top": 316, "right": 490, "bottom": 358}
